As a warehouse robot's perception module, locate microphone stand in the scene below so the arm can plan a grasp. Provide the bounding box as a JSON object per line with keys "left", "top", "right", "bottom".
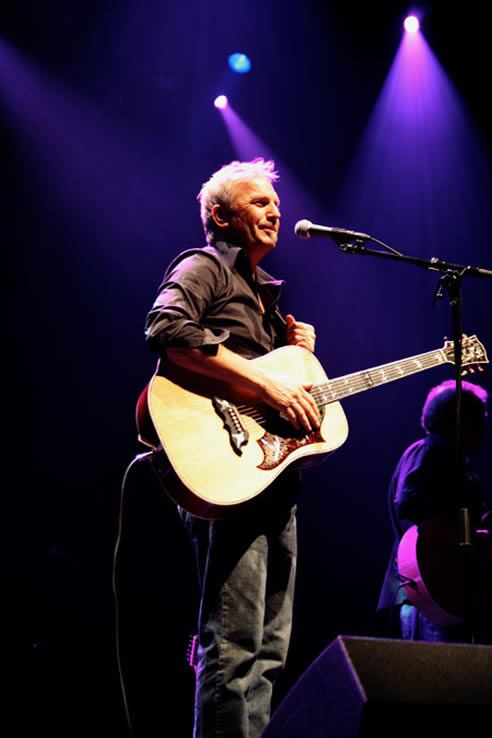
{"left": 333, "top": 235, "right": 492, "bottom": 642}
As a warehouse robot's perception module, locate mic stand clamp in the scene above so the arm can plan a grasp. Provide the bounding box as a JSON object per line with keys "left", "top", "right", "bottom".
{"left": 336, "top": 239, "right": 368, "bottom": 253}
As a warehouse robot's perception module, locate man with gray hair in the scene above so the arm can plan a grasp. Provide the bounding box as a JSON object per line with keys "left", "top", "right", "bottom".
{"left": 145, "top": 158, "right": 320, "bottom": 737}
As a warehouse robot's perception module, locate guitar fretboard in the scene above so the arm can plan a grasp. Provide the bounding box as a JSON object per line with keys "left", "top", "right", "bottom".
{"left": 311, "top": 349, "right": 446, "bottom": 406}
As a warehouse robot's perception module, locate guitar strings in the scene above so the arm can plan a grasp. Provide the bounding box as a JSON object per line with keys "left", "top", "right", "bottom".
{"left": 235, "top": 349, "right": 446, "bottom": 421}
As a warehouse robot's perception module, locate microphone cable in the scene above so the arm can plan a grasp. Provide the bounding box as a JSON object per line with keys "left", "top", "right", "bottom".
{"left": 112, "top": 451, "right": 154, "bottom": 738}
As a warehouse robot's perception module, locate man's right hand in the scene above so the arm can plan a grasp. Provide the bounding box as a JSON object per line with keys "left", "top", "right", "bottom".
{"left": 256, "top": 374, "right": 321, "bottom": 433}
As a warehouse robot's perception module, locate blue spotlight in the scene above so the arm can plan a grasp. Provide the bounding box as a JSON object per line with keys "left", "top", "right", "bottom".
{"left": 228, "top": 52, "right": 252, "bottom": 74}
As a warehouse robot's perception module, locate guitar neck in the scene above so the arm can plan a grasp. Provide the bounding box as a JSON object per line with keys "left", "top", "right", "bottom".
{"left": 316, "top": 348, "right": 447, "bottom": 405}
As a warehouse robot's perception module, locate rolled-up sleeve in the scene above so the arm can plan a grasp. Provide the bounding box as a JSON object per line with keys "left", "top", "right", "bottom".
{"left": 145, "top": 252, "right": 230, "bottom": 353}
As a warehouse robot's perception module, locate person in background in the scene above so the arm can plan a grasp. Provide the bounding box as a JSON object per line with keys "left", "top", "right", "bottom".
{"left": 377, "top": 379, "right": 491, "bottom": 643}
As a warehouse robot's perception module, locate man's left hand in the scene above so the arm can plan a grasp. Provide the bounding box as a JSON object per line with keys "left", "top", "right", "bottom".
{"left": 285, "top": 314, "right": 316, "bottom": 353}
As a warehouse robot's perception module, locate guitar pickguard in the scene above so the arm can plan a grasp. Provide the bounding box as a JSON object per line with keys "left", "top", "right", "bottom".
{"left": 257, "top": 429, "right": 325, "bottom": 470}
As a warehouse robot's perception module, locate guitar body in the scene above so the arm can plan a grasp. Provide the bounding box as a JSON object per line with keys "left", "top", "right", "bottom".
{"left": 142, "top": 345, "right": 348, "bottom": 517}
{"left": 397, "top": 518, "right": 492, "bottom": 625}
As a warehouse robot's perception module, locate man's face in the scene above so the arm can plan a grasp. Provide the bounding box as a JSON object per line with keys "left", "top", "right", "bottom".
{"left": 226, "top": 177, "right": 281, "bottom": 254}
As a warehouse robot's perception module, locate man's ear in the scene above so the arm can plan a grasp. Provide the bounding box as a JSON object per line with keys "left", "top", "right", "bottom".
{"left": 210, "top": 203, "right": 230, "bottom": 231}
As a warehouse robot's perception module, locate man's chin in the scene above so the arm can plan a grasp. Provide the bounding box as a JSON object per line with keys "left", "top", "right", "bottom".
{"left": 261, "top": 234, "right": 278, "bottom": 249}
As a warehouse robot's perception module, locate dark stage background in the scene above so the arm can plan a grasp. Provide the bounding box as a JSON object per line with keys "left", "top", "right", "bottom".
{"left": 2, "top": 2, "right": 491, "bottom": 736}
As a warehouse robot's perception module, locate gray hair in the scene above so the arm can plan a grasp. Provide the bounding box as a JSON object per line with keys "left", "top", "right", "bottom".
{"left": 197, "top": 158, "right": 279, "bottom": 243}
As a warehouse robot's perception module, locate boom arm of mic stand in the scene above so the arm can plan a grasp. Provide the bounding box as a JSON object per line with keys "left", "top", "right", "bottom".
{"left": 334, "top": 239, "right": 492, "bottom": 280}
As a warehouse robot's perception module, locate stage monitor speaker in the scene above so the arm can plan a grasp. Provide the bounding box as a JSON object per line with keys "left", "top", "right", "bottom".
{"left": 263, "top": 636, "right": 492, "bottom": 738}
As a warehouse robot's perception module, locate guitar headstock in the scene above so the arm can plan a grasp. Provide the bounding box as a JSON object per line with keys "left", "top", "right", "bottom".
{"left": 442, "top": 334, "right": 489, "bottom": 370}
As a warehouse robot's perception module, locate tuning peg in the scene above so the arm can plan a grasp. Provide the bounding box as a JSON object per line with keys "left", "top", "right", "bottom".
{"left": 477, "top": 365, "right": 484, "bottom": 372}
{"left": 461, "top": 370, "right": 468, "bottom": 376}
{"left": 468, "top": 367, "right": 475, "bottom": 374}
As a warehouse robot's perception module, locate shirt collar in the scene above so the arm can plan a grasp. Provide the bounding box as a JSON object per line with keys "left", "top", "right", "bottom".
{"left": 212, "top": 240, "right": 284, "bottom": 294}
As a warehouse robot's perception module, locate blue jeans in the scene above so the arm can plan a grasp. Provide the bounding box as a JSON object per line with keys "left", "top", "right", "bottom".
{"left": 180, "top": 484, "right": 298, "bottom": 738}
{"left": 400, "top": 602, "right": 492, "bottom": 644}
{"left": 399, "top": 603, "right": 469, "bottom": 643}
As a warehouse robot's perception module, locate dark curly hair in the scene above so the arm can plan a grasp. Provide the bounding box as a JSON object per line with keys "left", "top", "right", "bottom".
{"left": 421, "top": 379, "right": 488, "bottom": 436}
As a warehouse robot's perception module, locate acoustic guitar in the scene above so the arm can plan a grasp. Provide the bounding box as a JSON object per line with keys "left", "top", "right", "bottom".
{"left": 136, "top": 335, "right": 488, "bottom": 519}
{"left": 398, "top": 517, "right": 492, "bottom": 625}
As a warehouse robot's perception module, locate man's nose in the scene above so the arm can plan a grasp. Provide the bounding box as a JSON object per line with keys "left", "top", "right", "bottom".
{"left": 267, "top": 203, "right": 281, "bottom": 220}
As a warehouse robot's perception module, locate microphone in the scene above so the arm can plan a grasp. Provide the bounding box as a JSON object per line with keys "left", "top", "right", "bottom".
{"left": 294, "top": 219, "right": 370, "bottom": 241}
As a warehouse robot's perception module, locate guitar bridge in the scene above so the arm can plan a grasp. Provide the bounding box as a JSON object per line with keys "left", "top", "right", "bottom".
{"left": 212, "top": 396, "right": 249, "bottom": 455}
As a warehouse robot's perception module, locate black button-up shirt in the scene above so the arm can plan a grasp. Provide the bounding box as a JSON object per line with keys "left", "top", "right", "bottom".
{"left": 145, "top": 241, "right": 287, "bottom": 359}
